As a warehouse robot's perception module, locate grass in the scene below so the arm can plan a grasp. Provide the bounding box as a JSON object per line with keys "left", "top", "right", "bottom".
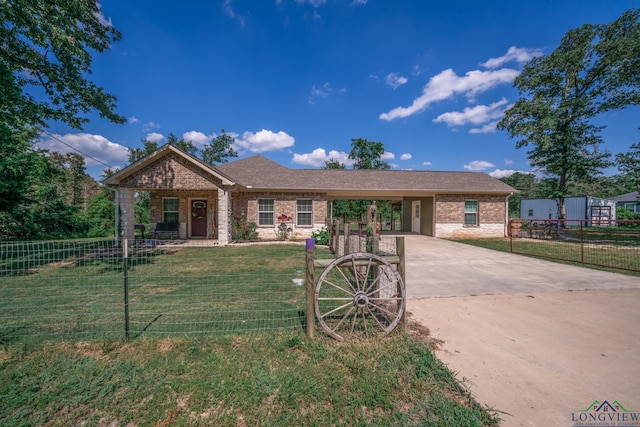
{"left": 0, "top": 243, "right": 338, "bottom": 345}
{"left": 0, "top": 240, "right": 500, "bottom": 425}
{"left": 0, "top": 332, "right": 499, "bottom": 426}
{"left": 450, "top": 237, "right": 640, "bottom": 276}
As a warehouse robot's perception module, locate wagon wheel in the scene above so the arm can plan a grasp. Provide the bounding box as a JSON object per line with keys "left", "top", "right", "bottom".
{"left": 314, "top": 252, "right": 405, "bottom": 341}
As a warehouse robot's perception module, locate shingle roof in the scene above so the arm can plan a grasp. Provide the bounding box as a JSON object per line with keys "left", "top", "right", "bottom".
{"left": 216, "top": 155, "right": 516, "bottom": 194}
{"left": 609, "top": 191, "right": 639, "bottom": 202}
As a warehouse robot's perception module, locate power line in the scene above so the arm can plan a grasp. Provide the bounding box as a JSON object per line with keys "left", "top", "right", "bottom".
{"left": 39, "top": 130, "right": 116, "bottom": 169}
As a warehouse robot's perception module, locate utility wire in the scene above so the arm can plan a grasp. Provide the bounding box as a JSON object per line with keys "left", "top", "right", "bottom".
{"left": 39, "top": 130, "right": 116, "bottom": 169}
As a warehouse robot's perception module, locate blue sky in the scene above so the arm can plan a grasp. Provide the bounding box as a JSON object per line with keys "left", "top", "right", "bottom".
{"left": 36, "top": 0, "right": 640, "bottom": 180}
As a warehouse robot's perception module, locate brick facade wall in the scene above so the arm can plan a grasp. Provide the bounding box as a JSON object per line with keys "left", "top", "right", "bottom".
{"left": 233, "top": 191, "right": 328, "bottom": 239}
{"left": 435, "top": 194, "right": 506, "bottom": 238}
{"left": 150, "top": 190, "right": 218, "bottom": 239}
{"left": 121, "top": 154, "right": 222, "bottom": 189}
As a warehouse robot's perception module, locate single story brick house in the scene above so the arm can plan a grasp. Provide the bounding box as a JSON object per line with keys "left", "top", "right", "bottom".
{"left": 105, "top": 144, "right": 517, "bottom": 244}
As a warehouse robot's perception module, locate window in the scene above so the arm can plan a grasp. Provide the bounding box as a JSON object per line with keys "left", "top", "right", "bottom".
{"left": 297, "top": 200, "right": 313, "bottom": 226}
{"left": 258, "top": 199, "right": 274, "bottom": 226}
{"left": 464, "top": 200, "right": 478, "bottom": 226}
{"left": 163, "top": 198, "right": 179, "bottom": 223}
{"left": 528, "top": 209, "right": 534, "bottom": 217}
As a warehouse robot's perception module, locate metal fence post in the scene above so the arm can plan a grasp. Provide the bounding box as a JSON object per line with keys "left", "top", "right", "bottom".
{"left": 123, "top": 239, "right": 130, "bottom": 341}
{"left": 306, "top": 238, "right": 315, "bottom": 339}
{"left": 396, "top": 236, "right": 406, "bottom": 328}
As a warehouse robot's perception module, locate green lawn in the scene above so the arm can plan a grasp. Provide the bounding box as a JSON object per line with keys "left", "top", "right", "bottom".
{"left": 0, "top": 241, "right": 500, "bottom": 425}
{"left": 451, "top": 237, "right": 640, "bottom": 276}
{"left": 0, "top": 332, "right": 499, "bottom": 426}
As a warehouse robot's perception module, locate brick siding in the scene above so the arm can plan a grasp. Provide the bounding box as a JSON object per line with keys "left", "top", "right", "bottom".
{"left": 435, "top": 194, "right": 506, "bottom": 238}
{"left": 233, "top": 191, "right": 328, "bottom": 239}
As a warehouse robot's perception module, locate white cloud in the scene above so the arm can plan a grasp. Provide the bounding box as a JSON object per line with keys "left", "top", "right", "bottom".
{"left": 127, "top": 116, "right": 139, "bottom": 124}
{"left": 381, "top": 152, "right": 395, "bottom": 160}
{"left": 143, "top": 121, "right": 161, "bottom": 131}
{"left": 504, "top": 158, "right": 514, "bottom": 165}
{"left": 379, "top": 68, "right": 518, "bottom": 121}
{"left": 464, "top": 160, "right": 495, "bottom": 171}
{"left": 400, "top": 153, "right": 412, "bottom": 160}
{"left": 422, "top": 161, "right": 432, "bottom": 166}
{"left": 469, "top": 121, "right": 500, "bottom": 134}
{"left": 223, "top": 0, "right": 246, "bottom": 25}
{"left": 35, "top": 132, "right": 129, "bottom": 167}
{"left": 385, "top": 72, "right": 408, "bottom": 89}
{"left": 309, "top": 82, "right": 346, "bottom": 104}
{"left": 292, "top": 148, "right": 352, "bottom": 167}
{"left": 146, "top": 132, "right": 164, "bottom": 143}
{"left": 94, "top": 2, "right": 113, "bottom": 27}
{"left": 433, "top": 98, "right": 509, "bottom": 126}
{"left": 182, "top": 131, "right": 211, "bottom": 148}
{"left": 352, "top": 0, "right": 367, "bottom": 4}
{"left": 234, "top": 129, "right": 295, "bottom": 153}
{"left": 488, "top": 169, "right": 528, "bottom": 178}
{"left": 295, "top": 0, "right": 327, "bottom": 6}
{"left": 481, "top": 46, "right": 543, "bottom": 69}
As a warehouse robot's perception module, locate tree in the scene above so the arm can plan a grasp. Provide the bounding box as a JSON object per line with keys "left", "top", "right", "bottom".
{"left": 128, "top": 133, "right": 199, "bottom": 164}
{"left": 166, "top": 133, "right": 198, "bottom": 156}
{"left": 348, "top": 138, "right": 391, "bottom": 170}
{"left": 497, "top": 9, "right": 640, "bottom": 220}
{"left": 616, "top": 136, "right": 640, "bottom": 193}
{"left": 0, "top": 0, "right": 125, "bottom": 130}
{"left": 322, "top": 158, "right": 346, "bottom": 169}
{"left": 202, "top": 129, "right": 238, "bottom": 165}
{"left": 345, "top": 138, "right": 392, "bottom": 221}
{"left": 500, "top": 172, "right": 538, "bottom": 217}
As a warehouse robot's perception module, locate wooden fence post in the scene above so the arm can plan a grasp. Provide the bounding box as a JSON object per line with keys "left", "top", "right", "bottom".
{"left": 343, "top": 222, "right": 350, "bottom": 256}
{"left": 306, "top": 238, "right": 315, "bottom": 338}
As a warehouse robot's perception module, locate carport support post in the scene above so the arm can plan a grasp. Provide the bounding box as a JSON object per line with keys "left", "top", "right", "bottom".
{"left": 305, "top": 238, "right": 315, "bottom": 338}
{"left": 396, "top": 237, "right": 406, "bottom": 328}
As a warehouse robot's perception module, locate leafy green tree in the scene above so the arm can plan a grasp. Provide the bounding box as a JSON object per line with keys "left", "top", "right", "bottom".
{"left": 497, "top": 9, "right": 640, "bottom": 220}
{"left": 202, "top": 129, "right": 238, "bottom": 165}
{"left": 348, "top": 138, "right": 391, "bottom": 170}
{"left": 84, "top": 193, "right": 115, "bottom": 237}
{"left": 166, "top": 133, "right": 198, "bottom": 156}
{"left": 500, "top": 172, "right": 538, "bottom": 217}
{"left": 345, "top": 138, "right": 392, "bottom": 221}
{"left": 323, "top": 158, "right": 346, "bottom": 169}
{"left": 128, "top": 139, "right": 161, "bottom": 164}
{"left": 0, "top": 0, "right": 125, "bottom": 130}
{"left": 49, "top": 152, "right": 88, "bottom": 206}
{"left": 615, "top": 137, "right": 640, "bottom": 193}
{"left": 322, "top": 157, "right": 349, "bottom": 218}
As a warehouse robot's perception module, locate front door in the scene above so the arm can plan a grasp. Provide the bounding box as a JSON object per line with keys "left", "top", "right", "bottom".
{"left": 191, "top": 200, "right": 207, "bottom": 237}
{"left": 412, "top": 200, "right": 421, "bottom": 233}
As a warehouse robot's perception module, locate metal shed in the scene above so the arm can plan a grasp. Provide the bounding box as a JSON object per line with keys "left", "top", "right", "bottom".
{"left": 520, "top": 196, "right": 617, "bottom": 225}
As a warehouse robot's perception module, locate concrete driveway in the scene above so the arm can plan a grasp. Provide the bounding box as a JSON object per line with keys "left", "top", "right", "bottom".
{"left": 401, "top": 236, "right": 640, "bottom": 427}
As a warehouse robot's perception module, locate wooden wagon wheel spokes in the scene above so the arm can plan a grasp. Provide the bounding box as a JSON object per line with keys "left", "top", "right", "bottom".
{"left": 314, "top": 252, "right": 406, "bottom": 341}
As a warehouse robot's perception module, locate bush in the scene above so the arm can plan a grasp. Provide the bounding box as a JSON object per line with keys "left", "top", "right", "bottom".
{"left": 616, "top": 207, "right": 640, "bottom": 227}
{"left": 231, "top": 214, "right": 259, "bottom": 241}
{"left": 312, "top": 227, "right": 329, "bottom": 245}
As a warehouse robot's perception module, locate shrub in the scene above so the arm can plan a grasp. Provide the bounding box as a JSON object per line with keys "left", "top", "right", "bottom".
{"left": 312, "top": 227, "right": 329, "bottom": 245}
{"left": 231, "top": 214, "right": 259, "bottom": 241}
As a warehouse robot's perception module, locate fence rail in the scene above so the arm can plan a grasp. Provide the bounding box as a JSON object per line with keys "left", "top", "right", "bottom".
{"left": 0, "top": 239, "right": 330, "bottom": 346}
{"left": 509, "top": 219, "right": 640, "bottom": 273}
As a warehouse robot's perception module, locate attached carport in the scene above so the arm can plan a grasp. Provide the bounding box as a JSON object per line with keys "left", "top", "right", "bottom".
{"left": 402, "top": 235, "right": 640, "bottom": 426}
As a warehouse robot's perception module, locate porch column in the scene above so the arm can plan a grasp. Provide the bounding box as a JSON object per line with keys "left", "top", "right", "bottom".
{"left": 217, "top": 188, "right": 231, "bottom": 245}
{"left": 118, "top": 188, "right": 136, "bottom": 241}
